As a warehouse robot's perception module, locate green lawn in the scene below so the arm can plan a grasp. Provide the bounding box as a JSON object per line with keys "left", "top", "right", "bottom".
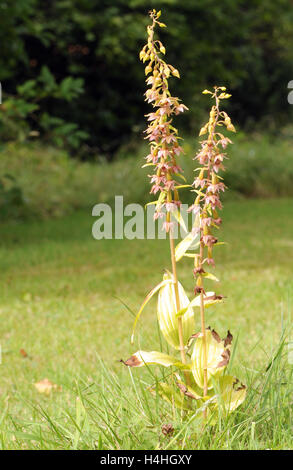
{"left": 0, "top": 199, "right": 292, "bottom": 449}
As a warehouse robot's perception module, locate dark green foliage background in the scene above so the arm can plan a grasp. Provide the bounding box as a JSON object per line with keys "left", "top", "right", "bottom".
{"left": 1, "top": 0, "right": 293, "bottom": 157}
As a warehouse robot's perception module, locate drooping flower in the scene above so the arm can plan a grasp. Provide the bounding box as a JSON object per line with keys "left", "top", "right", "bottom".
{"left": 140, "top": 9, "right": 188, "bottom": 225}
{"left": 192, "top": 87, "right": 235, "bottom": 269}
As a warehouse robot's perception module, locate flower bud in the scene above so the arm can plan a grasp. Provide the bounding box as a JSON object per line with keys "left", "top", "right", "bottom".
{"left": 199, "top": 168, "right": 205, "bottom": 180}
{"left": 212, "top": 173, "right": 218, "bottom": 185}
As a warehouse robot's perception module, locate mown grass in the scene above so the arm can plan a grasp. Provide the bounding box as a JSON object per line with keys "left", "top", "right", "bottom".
{"left": 0, "top": 198, "right": 292, "bottom": 449}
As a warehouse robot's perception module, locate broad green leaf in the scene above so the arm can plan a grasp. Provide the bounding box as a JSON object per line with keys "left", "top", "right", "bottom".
{"left": 122, "top": 350, "right": 188, "bottom": 370}
{"left": 175, "top": 232, "right": 200, "bottom": 261}
{"left": 189, "top": 292, "right": 223, "bottom": 309}
{"left": 175, "top": 375, "right": 203, "bottom": 400}
{"left": 202, "top": 272, "right": 219, "bottom": 282}
{"left": 217, "top": 375, "right": 246, "bottom": 412}
{"left": 157, "top": 272, "right": 195, "bottom": 350}
{"left": 175, "top": 307, "right": 188, "bottom": 317}
{"left": 149, "top": 382, "right": 191, "bottom": 412}
{"left": 171, "top": 209, "right": 187, "bottom": 233}
{"left": 182, "top": 253, "right": 197, "bottom": 258}
{"left": 191, "top": 329, "right": 231, "bottom": 389}
{"left": 175, "top": 213, "right": 200, "bottom": 261}
{"left": 209, "top": 375, "right": 246, "bottom": 413}
{"left": 131, "top": 279, "right": 172, "bottom": 343}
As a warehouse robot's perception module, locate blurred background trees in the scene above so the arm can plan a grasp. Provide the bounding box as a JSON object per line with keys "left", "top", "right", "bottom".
{"left": 1, "top": 0, "right": 293, "bottom": 159}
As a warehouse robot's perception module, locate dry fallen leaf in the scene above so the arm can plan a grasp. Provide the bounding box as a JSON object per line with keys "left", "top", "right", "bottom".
{"left": 34, "top": 378, "right": 60, "bottom": 395}
{"left": 20, "top": 349, "right": 28, "bottom": 358}
{"left": 162, "top": 423, "right": 174, "bottom": 436}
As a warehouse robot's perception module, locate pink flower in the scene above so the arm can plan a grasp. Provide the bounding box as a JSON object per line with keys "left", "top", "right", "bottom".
{"left": 207, "top": 183, "right": 225, "bottom": 194}
{"left": 154, "top": 210, "right": 164, "bottom": 220}
{"left": 206, "top": 257, "right": 215, "bottom": 267}
{"left": 175, "top": 104, "right": 188, "bottom": 114}
{"left": 173, "top": 145, "right": 183, "bottom": 156}
{"left": 162, "top": 221, "right": 174, "bottom": 233}
{"left": 202, "top": 217, "right": 213, "bottom": 227}
{"left": 165, "top": 202, "right": 177, "bottom": 212}
{"left": 187, "top": 204, "right": 200, "bottom": 214}
{"left": 165, "top": 180, "right": 175, "bottom": 191}
{"left": 150, "top": 184, "right": 161, "bottom": 194}
{"left": 202, "top": 235, "right": 218, "bottom": 247}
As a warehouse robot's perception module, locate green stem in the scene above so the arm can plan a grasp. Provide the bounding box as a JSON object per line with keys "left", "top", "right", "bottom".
{"left": 199, "top": 240, "right": 208, "bottom": 418}
{"left": 167, "top": 191, "right": 190, "bottom": 386}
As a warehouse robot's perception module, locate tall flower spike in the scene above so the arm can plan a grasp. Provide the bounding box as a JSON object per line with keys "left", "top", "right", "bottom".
{"left": 140, "top": 9, "right": 188, "bottom": 227}
{"left": 139, "top": 10, "right": 190, "bottom": 383}
{"left": 192, "top": 86, "right": 236, "bottom": 410}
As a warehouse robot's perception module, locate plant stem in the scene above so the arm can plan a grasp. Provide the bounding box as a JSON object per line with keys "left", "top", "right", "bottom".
{"left": 167, "top": 192, "right": 190, "bottom": 386}
{"left": 199, "top": 240, "right": 208, "bottom": 417}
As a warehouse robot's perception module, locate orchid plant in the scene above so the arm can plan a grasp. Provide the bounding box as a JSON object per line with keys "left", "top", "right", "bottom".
{"left": 121, "top": 9, "right": 246, "bottom": 424}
